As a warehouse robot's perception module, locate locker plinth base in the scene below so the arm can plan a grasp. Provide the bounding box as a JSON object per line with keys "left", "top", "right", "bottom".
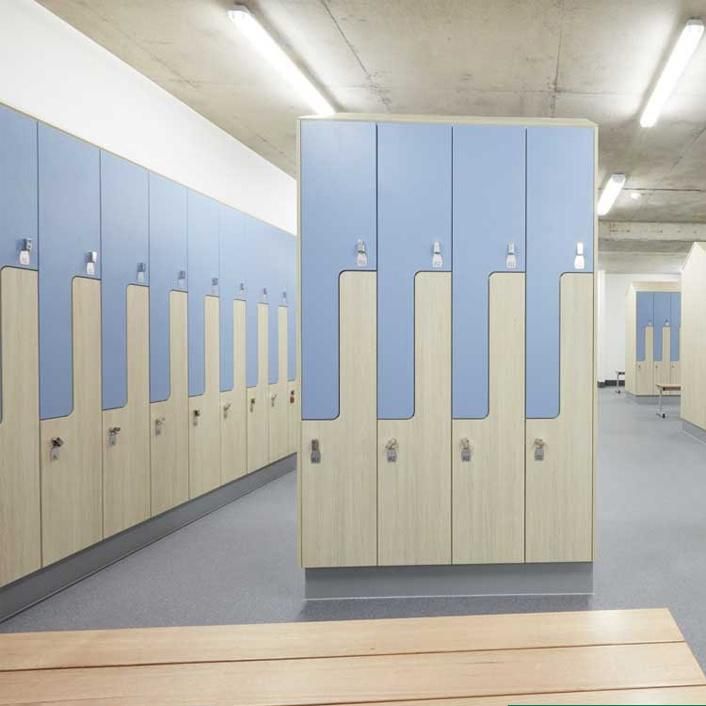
{"left": 625, "top": 391, "right": 681, "bottom": 404}
{"left": 0, "top": 454, "right": 296, "bottom": 622}
{"left": 683, "top": 420, "right": 706, "bottom": 444}
{"left": 305, "top": 562, "right": 593, "bottom": 599}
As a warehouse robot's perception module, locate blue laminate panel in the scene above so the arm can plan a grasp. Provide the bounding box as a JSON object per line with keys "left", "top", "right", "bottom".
{"left": 187, "top": 191, "right": 220, "bottom": 397}
{"left": 300, "top": 119, "right": 376, "bottom": 420}
{"left": 218, "top": 205, "right": 248, "bottom": 392}
{"left": 636, "top": 291, "right": 654, "bottom": 362}
{"left": 149, "top": 174, "right": 187, "bottom": 403}
{"left": 526, "top": 126, "right": 594, "bottom": 419}
{"left": 283, "top": 234, "right": 297, "bottom": 381}
{"left": 0, "top": 105, "right": 37, "bottom": 270}
{"left": 452, "top": 125, "right": 525, "bottom": 419}
{"left": 377, "top": 122, "right": 452, "bottom": 419}
{"left": 653, "top": 292, "right": 671, "bottom": 362}
{"left": 670, "top": 292, "right": 681, "bottom": 361}
{"left": 100, "top": 152, "right": 149, "bottom": 410}
{"left": 38, "top": 124, "right": 101, "bottom": 420}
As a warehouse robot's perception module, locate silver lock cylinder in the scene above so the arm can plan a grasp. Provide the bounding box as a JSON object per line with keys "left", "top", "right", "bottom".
{"left": 460, "top": 438, "right": 472, "bottom": 462}
{"left": 356, "top": 239, "right": 368, "bottom": 267}
{"left": 385, "top": 438, "right": 399, "bottom": 463}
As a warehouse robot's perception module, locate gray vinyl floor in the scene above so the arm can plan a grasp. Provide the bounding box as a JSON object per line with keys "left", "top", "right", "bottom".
{"left": 3, "top": 389, "right": 706, "bottom": 668}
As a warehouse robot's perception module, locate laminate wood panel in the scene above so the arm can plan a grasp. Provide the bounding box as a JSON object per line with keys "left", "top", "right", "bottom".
{"left": 0, "top": 643, "right": 701, "bottom": 706}
{"left": 301, "top": 272, "right": 377, "bottom": 567}
{"left": 654, "top": 325, "right": 671, "bottom": 393}
{"left": 526, "top": 274, "right": 593, "bottom": 563}
{"left": 624, "top": 286, "right": 637, "bottom": 394}
{"left": 671, "top": 360, "right": 681, "bottom": 386}
{"left": 247, "top": 303, "right": 269, "bottom": 472}
{"left": 453, "top": 273, "right": 524, "bottom": 564}
{"left": 102, "top": 285, "right": 150, "bottom": 537}
{"left": 0, "top": 268, "right": 40, "bottom": 586}
{"left": 0, "top": 609, "right": 681, "bottom": 671}
{"left": 378, "top": 272, "right": 451, "bottom": 566}
{"left": 150, "top": 292, "right": 189, "bottom": 515}
{"left": 41, "top": 278, "right": 102, "bottom": 565}
{"left": 221, "top": 299, "right": 246, "bottom": 483}
{"left": 682, "top": 243, "right": 706, "bottom": 429}
{"left": 268, "top": 306, "right": 289, "bottom": 462}
{"left": 636, "top": 326, "right": 654, "bottom": 395}
{"left": 189, "top": 296, "right": 221, "bottom": 498}
{"left": 288, "top": 379, "right": 299, "bottom": 455}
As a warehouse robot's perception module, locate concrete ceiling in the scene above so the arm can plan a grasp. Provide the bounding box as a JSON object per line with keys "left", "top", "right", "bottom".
{"left": 38, "top": 0, "right": 706, "bottom": 233}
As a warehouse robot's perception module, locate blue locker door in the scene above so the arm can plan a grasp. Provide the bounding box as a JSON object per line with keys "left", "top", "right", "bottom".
{"left": 284, "top": 235, "right": 297, "bottom": 381}
{"left": 636, "top": 292, "right": 654, "bottom": 362}
{"left": 652, "top": 292, "right": 671, "bottom": 362}
{"left": 218, "top": 205, "right": 248, "bottom": 392}
{"left": 377, "top": 122, "right": 452, "bottom": 419}
{"left": 670, "top": 292, "right": 681, "bottom": 361}
{"left": 149, "top": 174, "right": 187, "bottom": 403}
{"left": 300, "top": 119, "right": 376, "bottom": 420}
{"left": 187, "top": 191, "right": 220, "bottom": 397}
{"left": 100, "top": 152, "right": 149, "bottom": 410}
{"left": 266, "top": 226, "right": 282, "bottom": 386}
{"left": 526, "top": 126, "right": 594, "bottom": 419}
{"left": 38, "top": 124, "right": 101, "bottom": 420}
{"left": 452, "top": 125, "right": 525, "bottom": 419}
{"left": 0, "top": 105, "right": 38, "bottom": 271}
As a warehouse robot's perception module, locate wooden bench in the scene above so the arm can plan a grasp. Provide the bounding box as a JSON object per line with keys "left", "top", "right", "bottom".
{"left": 0, "top": 608, "right": 704, "bottom": 705}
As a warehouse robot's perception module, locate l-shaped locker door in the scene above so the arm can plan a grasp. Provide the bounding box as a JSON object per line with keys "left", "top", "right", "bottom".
{"left": 670, "top": 292, "right": 681, "bottom": 384}
{"left": 636, "top": 292, "right": 655, "bottom": 395}
{"left": 653, "top": 292, "right": 671, "bottom": 391}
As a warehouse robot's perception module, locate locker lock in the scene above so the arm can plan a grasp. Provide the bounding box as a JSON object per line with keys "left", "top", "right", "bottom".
{"left": 506, "top": 242, "right": 517, "bottom": 270}
{"left": 137, "top": 262, "right": 147, "bottom": 283}
{"left": 270, "top": 392, "right": 277, "bottom": 407}
{"left": 223, "top": 402, "right": 232, "bottom": 419}
{"left": 574, "top": 242, "right": 585, "bottom": 271}
{"left": 533, "top": 438, "right": 546, "bottom": 462}
{"left": 50, "top": 436, "right": 64, "bottom": 461}
{"left": 385, "top": 438, "right": 399, "bottom": 463}
{"left": 108, "top": 426, "right": 121, "bottom": 446}
{"left": 178, "top": 270, "right": 187, "bottom": 288}
{"left": 290, "top": 389, "right": 295, "bottom": 404}
{"left": 310, "top": 439, "right": 321, "bottom": 464}
{"left": 262, "top": 287, "right": 268, "bottom": 303}
{"left": 460, "top": 438, "right": 472, "bottom": 463}
{"left": 356, "top": 239, "right": 368, "bottom": 267}
{"left": 19, "top": 238, "right": 32, "bottom": 265}
{"left": 432, "top": 241, "right": 443, "bottom": 269}
{"left": 211, "top": 277, "right": 219, "bottom": 294}
{"left": 86, "top": 251, "right": 98, "bottom": 276}
{"left": 250, "top": 397, "right": 256, "bottom": 412}
{"left": 192, "top": 409, "right": 201, "bottom": 426}
{"left": 282, "top": 290, "right": 288, "bottom": 304}
{"left": 155, "top": 416, "right": 166, "bottom": 435}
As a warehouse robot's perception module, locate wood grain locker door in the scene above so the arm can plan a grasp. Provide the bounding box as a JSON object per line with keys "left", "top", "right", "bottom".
{"left": 653, "top": 293, "right": 671, "bottom": 393}
{"left": 635, "top": 292, "right": 655, "bottom": 395}
{"left": 187, "top": 192, "right": 221, "bottom": 497}
{"left": 247, "top": 302, "right": 269, "bottom": 472}
{"left": 670, "top": 292, "right": 681, "bottom": 386}
{"left": 268, "top": 305, "right": 289, "bottom": 462}
{"left": 0, "top": 105, "right": 41, "bottom": 586}
{"left": 301, "top": 272, "right": 377, "bottom": 567}
{"left": 682, "top": 245, "right": 706, "bottom": 428}
{"left": 38, "top": 125, "right": 102, "bottom": 565}
{"left": 149, "top": 174, "right": 189, "bottom": 515}
{"left": 287, "top": 380, "right": 299, "bottom": 455}
{"left": 100, "top": 152, "right": 150, "bottom": 537}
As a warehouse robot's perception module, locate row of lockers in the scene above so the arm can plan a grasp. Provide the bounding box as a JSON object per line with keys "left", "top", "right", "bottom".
{"left": 300, "top": 119, "right": 594, "bottom": 423}
{"left": 636, "top": 291, "right": 681, "bottom": 362}
{"left": 0, "top": 104, "right": 298, "bottom": 588}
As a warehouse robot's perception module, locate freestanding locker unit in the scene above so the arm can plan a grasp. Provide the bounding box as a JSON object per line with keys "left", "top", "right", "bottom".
{"left": 625, "top": 282, "right": 681, "bottom": 397}
{"left": 299, "top": 115, "right": 596, "bottom": 593}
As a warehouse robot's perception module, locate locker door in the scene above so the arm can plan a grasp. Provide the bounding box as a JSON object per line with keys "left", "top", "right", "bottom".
{"left": 653, "top": 292, "right": 671, "bottom": 392}
{"left": 301, "top": 272, "right": 377, "bottom": 567}
{"left": 188, "top": 192, "right": 221, "bottom": 498}
{"left": 525, "top": 126, "right": 594, "bottom": 563}
{"left": 451, "top": 125, "right": 525, "bottom": 565}
{"left": 268, "top": 305, "right": 289, "bottom": 462}
{"left": 0, "top": 106, "right": 40, "bottom": 586}
{"left": 283, "top": 234, "right": 298, "bottom": 455}
{"left": 377, "top": 122, "right": 452, "bottom": 566}
{"left": 247, "top": 302, "right": 269, "bottom": 472}
{"left": 670, "top": 292, "right": 681, "bottom": 385}
{"left": 288, "top": 380, "right": 299, "bottom": 455}
{"left": 38, "top": 125, "right": 102, "bottom": 566}
{"left": 300, "top": 119, "right": 376, "bottom": 421}
{"left": 636, "top": 292, "right": 655, "bottom": 395}
{"left": 100, "top": 152, "right": 150, "bottom": 537}
{"left": 219, "top": 205, "right": 247, "bottom": 484}
{"left": 149, "top": 174, "right": 189, "bottom": 514}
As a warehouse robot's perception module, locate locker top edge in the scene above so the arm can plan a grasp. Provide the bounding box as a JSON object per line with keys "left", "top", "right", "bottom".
{"left": 298, "top": 113, "right": 597, "bottom": 130}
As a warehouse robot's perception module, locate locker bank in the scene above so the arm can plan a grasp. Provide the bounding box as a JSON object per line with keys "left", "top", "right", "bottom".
{"left": 3, "top": 2, "right": 706, "bottom": 703}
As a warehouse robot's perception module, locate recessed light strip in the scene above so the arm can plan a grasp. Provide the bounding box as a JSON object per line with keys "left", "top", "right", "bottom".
{"left": 227, "top": 5, "right": 334, "bottom": 116}
{"left": 597, "top": 173, "right": 626, "bottom": 216}
{"left": 640, "top": 18, "right": 704, "bottom": 128}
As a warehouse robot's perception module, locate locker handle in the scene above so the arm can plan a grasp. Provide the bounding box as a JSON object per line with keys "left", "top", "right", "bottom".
{"left": 385, "top": 438, "right": 399, "bottom": 463}
{"left": 505, "top": 242, "right": 517, "bottom": 270}
{"left": 533, "top": 438, "right": 546, "bottom": 462}
{"left": 356, "top": 240, "right": 368, "bottom": 267}
{"left": 250, "top": 397, "right": 256, "bottom": 412}
{"left": 289, "top": 389, "right": 296, "bottom": 404}
{"left": 460, "top": 438, "right": 472, "bottom": 463}
{"left": 311, "top": 439, "right": 321, "bottom": 464}
{"left": 192, "top": 409, "right": 201, "bottom": 426}
{"left": 20, "top": 238, "right": 32, "bottom": 265}
{"left": 108, "top": 426, "right": 121, "bottom": 446}
{"left": 432, "top": 241, "right": 443, "bottom": 269}
{"left": 270, "top": 392, "right": 277, "bottom": 407}
{"left": 155, "top": 416, "right": 166, "bottom": 436}
{"left": 223, "top": 402, "right": 232, "bottom": 419}
{"left": 50, "top": 436, "right": 64, "bottom": 461}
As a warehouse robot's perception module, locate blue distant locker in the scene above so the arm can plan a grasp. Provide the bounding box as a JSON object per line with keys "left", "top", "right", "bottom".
{"left": 283, "top": 234, "right": 297, "bottom": 381}
{"left": 670, "top": 292, "right": 681, "bottom": 361}
{"left": 38, "top": 124, "right": 101, "bottom": 420}
{"left": 452, "top": 125, "right": 525, "bottom": 419}
{"left": 636, "top": 292, "right": 654, "bottom": 362}
{"left": 300, "top": 120, "right": 376, "bottom": 420}
{"left": 149, "top": 174, "right": 187, "bottom": 403}
{"left": 653, "top": 292, "right": 671, "bottom": 362}
{"left": 526, "top": 126, "right": 594, "bottom": 419}
{"left": 377, "top": 122, "right": 452, "bottom": 419}
{"left": 187, "top": 191, "right": 220, "bottom": 397}
{"left": 0, "top": 105, "right": 38, "bottom": 271}
{"left": 100, "top": 152, "right": 149, "bottom": 410}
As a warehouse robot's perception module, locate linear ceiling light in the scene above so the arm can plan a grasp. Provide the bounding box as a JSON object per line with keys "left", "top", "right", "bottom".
{"left": 640, "top": 18, "right": 704, "bottom": 127}
{"left": 227, "top": 5, "right": 334, "bottom": 116}
{"left": 597, "top": 173, "right": 626, "bottom": 216}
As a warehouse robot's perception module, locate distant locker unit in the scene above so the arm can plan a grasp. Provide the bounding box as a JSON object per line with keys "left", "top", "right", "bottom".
{"left": 0, "top": 103, "right": 297, "bottom": 590}
{"left": 299, "top": 116, "right": 596, "bottom": 569}
{"left": 625, "top": 283, "right": 681, "bottom": 396}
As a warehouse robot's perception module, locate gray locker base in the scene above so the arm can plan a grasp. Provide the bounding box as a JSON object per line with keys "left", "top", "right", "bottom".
{"left": 683, "top": 420, "right": 706, "bottom": 444}
{"left": 305, "top": 562, "right": 593, "bottom": 599}
{"left": 0, "top": 454, "right": 296, "bottom": 623}
{"left": 625, "top": 391, "right": 680, "bottom": 405}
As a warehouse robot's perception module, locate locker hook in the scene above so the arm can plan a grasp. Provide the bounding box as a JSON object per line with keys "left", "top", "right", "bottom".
{"left": 108, "top": 426, "right": 121, "bottom": 446}
{"left": 223, "top": 402, "right": 232, "bottom": 419}
{"left": 574, "top": 241, "right": 585, "bottom": 270}
{"left": 460, "top": 438, "right": 472, "bottom": 463}
{"left": 311, "top": 439, "right": 321, "bottom": 464}
{"left": 50, "top": 436, "right": 64, "bottom": 461}
{"left": 506, "top": 242, "right": 517, "bottom": 270}
{"left": 432, "top": 241, "right": 443, "bottom": 269}
{"left": 385, "top": 438, "right": 399, "bottom": 463}
{"left": 155, "top": 416, "right": 166, "bottom": 436}
{"left": 356, "top": 240, "right": 368, "bottom": 267}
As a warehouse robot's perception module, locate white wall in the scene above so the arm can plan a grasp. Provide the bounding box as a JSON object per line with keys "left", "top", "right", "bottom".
{"left": 0, "top": 0, "right": 296, "bottom": 234}
{"left": 597, "top": 271, "right": 680, "bottom": 382}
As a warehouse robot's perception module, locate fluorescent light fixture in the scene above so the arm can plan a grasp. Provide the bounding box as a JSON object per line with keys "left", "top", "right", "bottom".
{"left": 640, "top": 18, "right": 704, "bottom": 127}
{"left": 228, "top": 4, "right": 334, "bottom": 115}
{"left": 597, "top": 173, "right": 626, "bottom": 216}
